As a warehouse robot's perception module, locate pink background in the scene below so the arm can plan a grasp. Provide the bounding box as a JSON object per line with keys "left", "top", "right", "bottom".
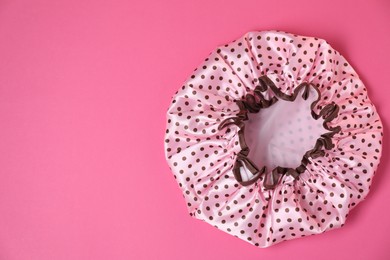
{"left": 0, "top": 0, "right": 389, "bottom": 259}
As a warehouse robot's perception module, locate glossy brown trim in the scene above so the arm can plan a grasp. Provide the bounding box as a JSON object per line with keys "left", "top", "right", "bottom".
{"left": 218, "top": 75, "right": 341, "bottom": 189}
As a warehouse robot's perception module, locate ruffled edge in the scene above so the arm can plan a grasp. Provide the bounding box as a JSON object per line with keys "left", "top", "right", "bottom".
{"left": 217, "top": 75, "right": 342, "bottom": 189}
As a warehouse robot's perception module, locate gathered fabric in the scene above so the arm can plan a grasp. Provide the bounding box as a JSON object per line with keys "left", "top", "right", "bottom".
{"left": 164, "top": 30, "right": 383, "bottom": 247}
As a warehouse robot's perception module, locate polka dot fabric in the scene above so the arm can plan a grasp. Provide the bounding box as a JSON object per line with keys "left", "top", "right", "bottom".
{"left": 164, "top": 30, "right": 383, "bottom": 247}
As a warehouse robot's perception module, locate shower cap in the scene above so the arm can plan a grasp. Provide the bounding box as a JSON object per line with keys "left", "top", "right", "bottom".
{"left": 164, "top": 30, "right": 383, "bottom": 247}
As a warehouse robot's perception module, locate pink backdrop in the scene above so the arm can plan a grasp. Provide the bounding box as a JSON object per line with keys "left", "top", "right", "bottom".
{"left": 0, "top": 0, "right": 389, "bottom": 259}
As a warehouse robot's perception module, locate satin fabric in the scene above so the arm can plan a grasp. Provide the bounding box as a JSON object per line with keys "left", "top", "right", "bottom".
{"left": 164, "top": 30, "right": 383, "bottom": 247}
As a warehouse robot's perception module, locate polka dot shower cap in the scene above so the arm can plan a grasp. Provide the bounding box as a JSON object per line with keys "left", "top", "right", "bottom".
{"left": 164, "top": 30, "right": 383, "bottom": 247}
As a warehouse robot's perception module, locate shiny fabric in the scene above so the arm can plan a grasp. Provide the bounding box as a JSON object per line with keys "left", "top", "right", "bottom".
{"left": 164, "top": 30, "right": 383, "bottom": 247}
